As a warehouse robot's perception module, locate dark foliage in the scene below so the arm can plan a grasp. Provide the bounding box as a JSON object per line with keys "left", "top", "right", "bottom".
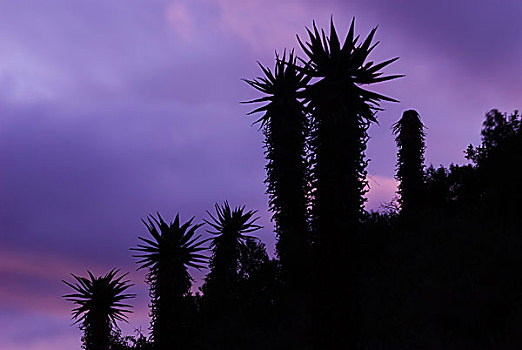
{"left": 299, "top": 17, "right": 401, "bottom": 246}
{"left": 201, "top": 201, "right": 261, "bottom": 309}
{"left": 244, "top": 51, "right": 313, "bottom": 349}
{"left": 110, "top": 329, "right": 154, "bottom": 350}
{"left": 244, "top": 50, "right": 311, "bottom": 289}
{"left": 466, "top": 109, "right": 522, "bottom": 222}
{"left": 392, "top": 109, "right": 426, "bottom": 220}
{"left": 131, "top": 213, "right": 207, "bottom": 350}
{"left": 63, "top": 269, "right": 135, "bottom": 350}
{"left": 199, "top": 202, "right": 273, "bottom": 349}
{"left": 296, "top": 18, "right": 401, "bottom": 348}
{"left": 61, "top": 15, "right": 522, "bottom": 350}
{"left": 466, "top": 109, "right": 521, "bottom": 165}
{"left": 362, "top": 109, "right": 522, "bottom": 349}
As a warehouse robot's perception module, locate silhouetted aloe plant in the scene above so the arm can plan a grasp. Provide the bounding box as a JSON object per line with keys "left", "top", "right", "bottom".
{"left": 244, "top": 50, "right": 310, "bottom": 287}
{"left": 297, "top": 18, "right": 401, "bottom": 348}
{"left": 392, "top": 109, "right": 426, "bottom": 219}
{"left": 298, "top": 17, "right": 401, "bottom": 250}
{"left": 132, "top": 213, "right": 207, "bottom": 350}
{"left": 202, "top": 201, "right": 261, "bottom": 307}
{"left": 63, "top": 269, "right": 134, "bottom": 350}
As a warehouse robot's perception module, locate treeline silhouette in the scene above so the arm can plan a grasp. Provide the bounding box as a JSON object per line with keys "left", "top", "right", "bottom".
{"left": 62, "top": 18, "right": 522, "bottom": 350}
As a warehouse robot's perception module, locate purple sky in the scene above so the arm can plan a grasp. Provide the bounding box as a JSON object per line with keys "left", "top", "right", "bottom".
{"left": 1, "top": 1, "right": 521, "bottom": 349}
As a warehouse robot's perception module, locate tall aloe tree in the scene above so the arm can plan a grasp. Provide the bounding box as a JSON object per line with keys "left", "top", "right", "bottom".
{"left": 298, "top": 17, "right": 401, "bottom": 254}
{"left": 297, "top": 18, "right": 401, "bottom": 348}
{"left": 392, "top": 109, "right": 426, "bottom": 220}
{"left": 63, "top": 269, "right": 134, "bottom": 350}
{"left": 132, "top": 213, "right": 207, "bottom": 350}
{"left": 202, "top": 201, "right": 261, "bottom": 307}
{"left": 244, "top": 50, "right": 310, "bottom": 288}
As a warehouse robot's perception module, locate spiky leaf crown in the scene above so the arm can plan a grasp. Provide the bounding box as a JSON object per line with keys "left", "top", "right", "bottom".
{"left": 297, "top": 18, "right": 402, "bottom": 121}
{"left": 243, "top": 50, "right": 310, "bottom": 127}
{"left": 63, "top": 269, "right": 135, "bottom": 326}
{"left": 204, "top": 201, "right": 262, "bottom": 247}
{"left": 132, "top": 213, "right": 208, "bottom": 272}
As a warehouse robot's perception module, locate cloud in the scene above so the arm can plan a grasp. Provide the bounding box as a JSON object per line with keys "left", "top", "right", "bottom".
{"left": 212, "top": 0, "right": 312, "bottom": 53}
{"left": 0, "top": 249, "right": 103, "bottom": 282}
{"left": 0, "top": 247, "right": 152, "bottom": 346}
{"left": 1, "top": 330, "right": 80, "bottom": 350}
{"left": 0, "top": 247, "right": 146, "bottom": 312}
{"left": 165, "top": 1, "right": 196, "bottom": 41}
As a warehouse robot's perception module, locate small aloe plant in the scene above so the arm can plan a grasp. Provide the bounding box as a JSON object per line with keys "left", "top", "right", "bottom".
{"left": 63, "top": 269, "right": 134, "bottom": 350}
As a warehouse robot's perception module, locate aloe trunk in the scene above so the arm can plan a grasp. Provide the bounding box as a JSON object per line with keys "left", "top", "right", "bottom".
{"left": 393, "top": 109, "right": 426, "bottom": 220}
{"left": 298, "top": 18, "right": 401, "bottom": 348}
{"left": 244, "top": 51, "right": 310, "bottom": 288}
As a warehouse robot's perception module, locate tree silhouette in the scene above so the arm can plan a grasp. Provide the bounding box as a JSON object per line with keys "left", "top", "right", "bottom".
{"left": 297, "top": 18, "right": 401, "bottom": 348}
{"left": 237, "top": 239, "right": 280, "bottom": 350}
{"left": 132, "top": 213, "right": 207, "bottom": 350}
{"left": 244, "top": 50, "right": 310, "bottom": 290}
{"left": 466, "top": 109, "right": 521, "bottom": 166}
{"left": 392, "top": 109, "right": 426, "bottom": 220}
{"left": 199, "top": 201, "right": 262, "bottom": 349}
{"left": 63, "top": 269, "right": 135, "bottom": 350}
{"left": 202, "top": 201, "right": 261, "bottom": 307}
{"left": 466, "top": 109, "right": 522, "bottom": 223}
{"left": 298, "top": 17, "right": 401, "bottom": 252}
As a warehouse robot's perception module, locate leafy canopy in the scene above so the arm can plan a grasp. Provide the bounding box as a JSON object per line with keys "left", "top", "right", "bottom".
{"left": 132, "top": 213, "right": 208, "bottom": 272}
{"left": 205, "top": 201, "right": 262, "bottom": 248}
{"left": 297, "top": 18, "right": 402, "bottom": 121}
{"left": 62, "top": 269, "right": 135, "bottom": 326}
{"left": 243, "top": 50, "right": 310, "bottom": 126}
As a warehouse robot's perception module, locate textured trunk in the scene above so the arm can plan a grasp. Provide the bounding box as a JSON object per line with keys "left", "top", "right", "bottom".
{"left": 268, "top": 101, "right": 310, "bottom": 287}
{"left": 311, "top": 101, "right": 366, "bottom": 349}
